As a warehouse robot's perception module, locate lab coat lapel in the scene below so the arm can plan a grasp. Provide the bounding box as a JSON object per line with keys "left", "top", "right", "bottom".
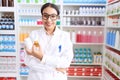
{"left": 44, "top": 27, "right": 61, "bottom": 55}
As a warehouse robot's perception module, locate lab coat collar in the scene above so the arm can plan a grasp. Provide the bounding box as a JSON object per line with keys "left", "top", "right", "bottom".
{"left": 43, "top": 26, "right": 61, "bottom": 36}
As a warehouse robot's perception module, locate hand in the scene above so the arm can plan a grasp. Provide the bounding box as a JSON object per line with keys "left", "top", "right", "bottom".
{"left": 24, "top": 42, "right": 43, "bottom": 60}
{"left": 32, "top": 43, "right": 43, "bottom": 60}
{"left": 24, "top": 46, "right": 32, "bottom": 55}
{"left": 56, "top": 68, "right": 67, "bottom": 74}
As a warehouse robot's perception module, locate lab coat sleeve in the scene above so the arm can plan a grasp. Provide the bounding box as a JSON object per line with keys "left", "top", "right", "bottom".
{"left": 41, "top": 33, "right": 74, "bottom": 68}
{"left": 24, "top": 31, "right": 47, "bottom": 71}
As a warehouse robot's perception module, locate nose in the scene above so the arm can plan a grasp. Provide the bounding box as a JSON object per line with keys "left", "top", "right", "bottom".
{"left": 47, "top": 17, "right": 52, "bottom": 21}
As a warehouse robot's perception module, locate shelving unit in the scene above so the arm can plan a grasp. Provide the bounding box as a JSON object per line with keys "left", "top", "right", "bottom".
{"left": 62, "top": 1, "right": 106, "bottom": 80}
{"left": 104, "top": 0, "right": 120, "bottom": 80}
{"left": 0, "top": 0, "right": 19, "bottom": 80}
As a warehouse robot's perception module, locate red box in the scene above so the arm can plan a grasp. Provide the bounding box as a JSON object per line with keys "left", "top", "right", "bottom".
{"left": 76, "top": 72, "right": 82, "bottom": 76}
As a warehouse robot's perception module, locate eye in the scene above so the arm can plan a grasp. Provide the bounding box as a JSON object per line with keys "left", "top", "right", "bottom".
{"left": 43, "top": 14, "right": 48, "bottom": 17}
{"left": 51, "top": 15, "right": 57, "bottom": 18}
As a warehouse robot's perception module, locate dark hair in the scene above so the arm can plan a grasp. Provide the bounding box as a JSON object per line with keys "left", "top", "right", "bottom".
{"left": 41, "top": 3, "right": 60, "bottom": 15}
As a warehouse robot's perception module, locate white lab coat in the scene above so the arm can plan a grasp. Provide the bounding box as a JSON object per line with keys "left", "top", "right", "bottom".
{"left": 24, "top": 27, "right": 73, "bottom": 80}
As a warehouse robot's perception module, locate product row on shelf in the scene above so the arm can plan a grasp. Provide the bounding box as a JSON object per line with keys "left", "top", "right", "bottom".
{"left": 0, "top": 34, "right": 16, "bottom": 52}
{"left": 63, "top": 17, "right": 105, "bottom": 26}
{"left": 70, "top": 29, "right": 104, "bottom": 43}
{"left": 18, "top": 29, "right": 104, "bottom": 44}
{"left": 0, "top": 0, "right": 14, "bottom": 7}
{"left": 67, "top": 66, "right": 102, "bottom": 77}
{"left": 0, "top": 13, "right": 14, "bottom": 30}
{"left": 106, "top": 29, "right": 120, "bottom": 50}
{"left": 0, "top": 77, "right": 16, "bottom": 80}
{"left": 72, "top": 48, "right": 102, "bottom": 64}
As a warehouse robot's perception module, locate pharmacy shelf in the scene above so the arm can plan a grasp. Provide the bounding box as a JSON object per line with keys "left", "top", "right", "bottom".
{"left": 63, "top": 3, "right": 106, "bottom": 6}
{"left": 108, "top": 0, "right": 119, "bottom": 5}
{"left": 0, "top": 52, "right": 16, "bottom": 56}
{"left": 63, "top": 26, "right": 105, "bottom": 28}
{"left": 18, "top": 3, "right": 61, "bottom": 6}
{"left": 103, "top": 70, "right": 110, "bottom": 80}
{"left": 19, "top": 25, "right": 43, "bottom": 27}
{"left": 107, "top": 12, "right": 120, "bottom": 16}
{"left": 63, "top": 15, "right": 105, "bottom": 17}
{"left": 71, "top": 63, "right": 102, "bottom": 66}
{"left": 0, "top": 7, "right": 15, "bottom": 12}
{"left": 73, "top": 43, "right": 104, "bottom": 46}
{"left": 104, "top": 64, "right": 120, "bottom": 79}
{"left": 68, "top": 76, "right": 102, "bottom": 78}
{"left": 0, "top": 73, "right": 17, "bottom": 77}
{"left": 0, "top": 30, "right": 15, "bottom": 34}
{"left": 106, "top": 44, "right": 120, "bottom": 51}
{"left": 18, "top": 13, "right": 41, "bottom": 16}
{"left": 106, "top": 26, "right": 120, "bottom": 28}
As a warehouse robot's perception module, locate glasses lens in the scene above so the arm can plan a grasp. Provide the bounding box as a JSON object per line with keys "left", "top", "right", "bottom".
{"left": 42, "top": 13, "right": 57, "bottom": 20}
{"left": 50, "top": 14, "right": 57, "bottom": 20}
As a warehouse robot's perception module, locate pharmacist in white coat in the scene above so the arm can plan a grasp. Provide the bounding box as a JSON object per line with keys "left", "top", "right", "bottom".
{"left": 24, "top": 3, "right": 73, "bottom": 80}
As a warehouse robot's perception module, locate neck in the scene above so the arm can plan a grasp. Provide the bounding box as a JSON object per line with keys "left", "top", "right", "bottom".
{"left": 45, "top": 27, "right": 56, "bottom": 35}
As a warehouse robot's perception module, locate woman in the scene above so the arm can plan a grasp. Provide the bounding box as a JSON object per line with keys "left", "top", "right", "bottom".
{"left": 24, "top": 3, "right": 73, "bottom": 80}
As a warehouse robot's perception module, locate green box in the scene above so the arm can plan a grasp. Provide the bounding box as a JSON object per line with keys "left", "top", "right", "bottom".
{"left": 35, "top": 0, "right": 39, "bottom": 3}
{"left": 26, "top": 0, "right": 30, "bottom": 3}
{"left": 43, "top": 0, "right": 47, "bottom": 3}
{"left": 52, "top": 0, "right": 56, "bottom": 3}
{"left": 17, "top": 0, "right": 21, "bottom": 3}
{"left": 56, "top": 21, "right": 60, "bottom": 25}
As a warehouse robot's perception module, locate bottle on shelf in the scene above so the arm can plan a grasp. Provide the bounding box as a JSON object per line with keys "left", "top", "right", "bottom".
{"left": 71, "top": 30, "right": 76, "bottom": 43}
{"left": 98, "top": 31, "right": 103, "bottom": 43}
{"left": 92, "top": 31, "right": 98, "bottom": 43}
{"left": 115, "top": 30, "right": 119, "bottom": 49}
{"left": 87, "top": 31, "right": 92, "bottom": 43}
{"left": 76, "top": 31, "right": 81, "bottom": 43}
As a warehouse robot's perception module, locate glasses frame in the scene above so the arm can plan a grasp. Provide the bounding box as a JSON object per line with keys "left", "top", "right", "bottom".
{"left": 42, "top": 13, "right": 58, "bottom": 20}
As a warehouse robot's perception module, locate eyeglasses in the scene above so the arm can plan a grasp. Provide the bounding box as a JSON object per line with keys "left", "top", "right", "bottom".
{"left": 42, "top": 13, "right": 58, "bottom": 20}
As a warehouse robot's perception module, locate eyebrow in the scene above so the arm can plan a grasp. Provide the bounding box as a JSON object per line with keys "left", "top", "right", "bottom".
{"left": 42, "top": 13, "right": 57, "bottom": 15}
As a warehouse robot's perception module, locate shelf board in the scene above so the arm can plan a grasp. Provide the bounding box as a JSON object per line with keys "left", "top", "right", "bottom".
{"left": 19, "top": 25, "right": 43, "bottom": 28}
{"left": 18, "top": 13, "right": 41, "bottom": 16}
{"left": 0, "top": 52, "right": 16, "bottom": 56}
{"left": 107, "top": 0, "right": 119, "bottom": 5}
{"left": 0, "top": 73, "right": 17, "bottom": 77}
{"left": 106, "top": 26, "right": 120, "bottom": 28}
{"left": 107, "top": 12, "right": 120, "bottom": 16}
{"left": 0, "top": 30, "right": 15, "bottom": 34}
{"left": 20, "top": 75, "right": 28, "bottom": 77}
{"left": 73, "top": 43, "right": 104, "bottom": 45}
{"left": 63, "top": 25, "right": 105, "bottom": 28}
{"left": 106, "top": 44, "right": 120, "bottom": 51}
{"left": 71, "top": 63, "right": 102, "bottom": 66}
{"left": 0, "top": 7, "right": 14, "bottom": 12}
{"left": 63, "top": 3, "right": 106, "bottom": 6}
{"left": 68, "top": 76, "right": 102, "bottom": 78}
{"left": 63, "top": 15, "right": 105, "bottom": 17}
{"left": 103, "top": 71, "right": 111, "bottom": 80}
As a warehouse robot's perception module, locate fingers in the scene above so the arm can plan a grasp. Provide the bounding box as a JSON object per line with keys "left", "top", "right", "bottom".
{"left": 24, "top": 46, "right": 32, "bottom": 55}
{"left": 56, "top": 68, "right": 67, "bottom": 74}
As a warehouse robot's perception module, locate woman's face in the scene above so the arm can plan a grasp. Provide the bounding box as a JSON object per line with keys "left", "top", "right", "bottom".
{"left": 42, "top": 7, "right": 58, "bottom": 30}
